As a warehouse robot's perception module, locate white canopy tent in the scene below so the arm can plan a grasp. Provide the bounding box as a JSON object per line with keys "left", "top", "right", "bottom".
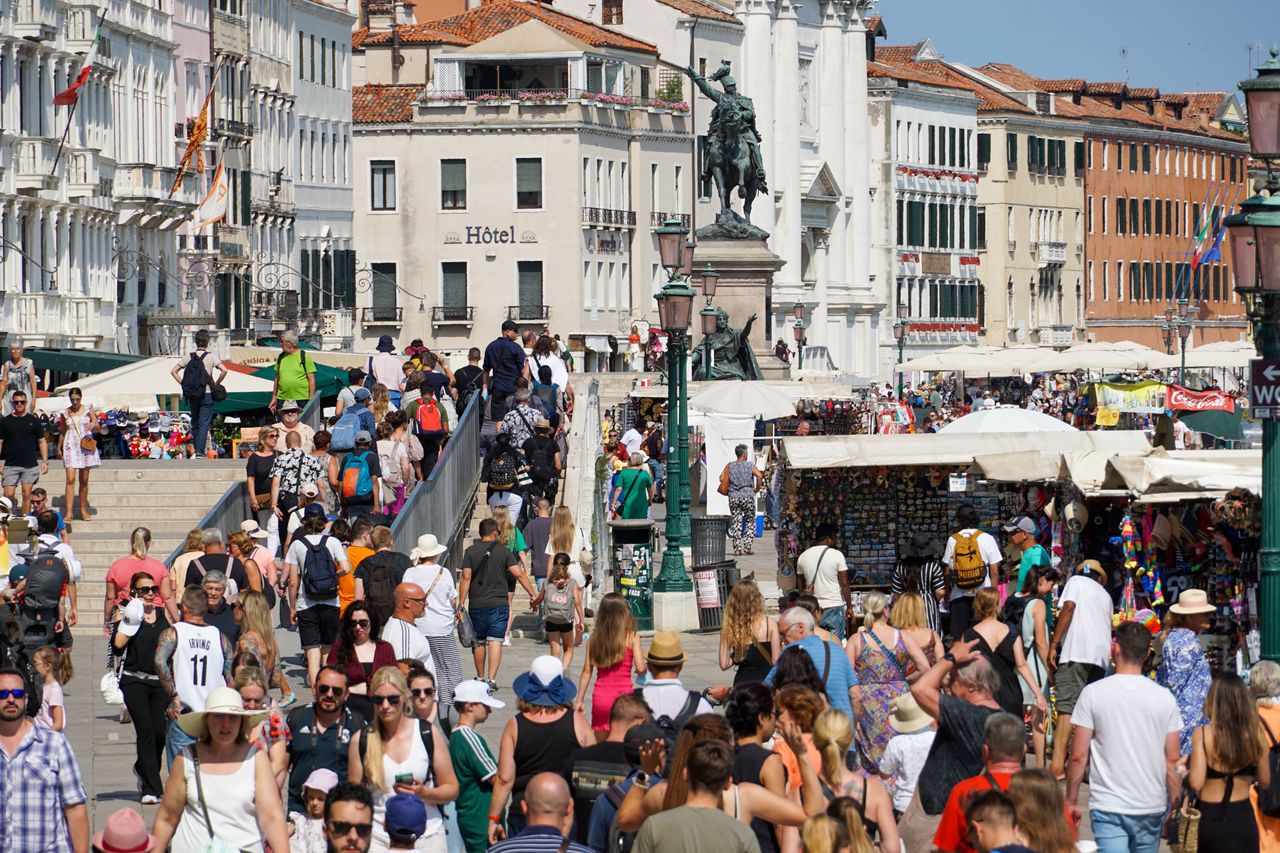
{"left": 895, "top": 345, "right": 1054, "bottom": 378}
{"left": 1174, "top": 339, "right": 1255, "bottom": 370}
{"left": 50, "top": 357, "right": 274, "bottom": 412}
{"left": 1024, "top": 341, "right": 1176, "bottom": 373}
{"left": 781, "top": 430, "right": 1152, "bottom": 470}
{"left": 938, "top": 405, "right": 1079, "bottom": 434}
{"left": 690, "top": 381, "right": 798, "bottom": 420}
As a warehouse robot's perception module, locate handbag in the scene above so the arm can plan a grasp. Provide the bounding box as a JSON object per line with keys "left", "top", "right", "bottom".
{"left": 717, "top": 464, "right": 731, "bottom": 497}
{"left": 80, "top": 435, "right": 98, "bottom": 452}
{"left": 99, "top": 666, "right": 124, "bottom": 706}
{"left": 190, "top": 747, "right": 250, "bottom": 853}
{"left": 456, "top": 608, "right": 477, "bottom": 649}
{"left": 1171, "top": 800, "right": 1200, "bottom": 853}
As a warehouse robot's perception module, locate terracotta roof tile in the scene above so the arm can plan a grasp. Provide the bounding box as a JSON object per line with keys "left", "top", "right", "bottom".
{"left": 654, "top": 0, "right": 739, "bottom": 25}
{"left": 352, "top": 26, "right": 371, "bottom": 48}
{"left": 1126, "top": 86, "right": 1160, "bottom": 100}
{"left": 867, "top": 60, "right": 969, "bottom": 91}
{"left": 1038, "top": 78, "right": 1085, "bottom": 93}
{"left": 874, "top": 43, "right": 921, "bottom": 66}
{"left": 353, "top": 84, "right": 423, "bottom": 123}
{"left": 1160, "top": 93, "right": 1190, "bottom": 106}
{"left": 1177, "top": 91, "right": 1230, "bottom": 112}
{"left": 864, "top": 15, "right": 886, "bottom": 36}
{"left": 918, "top": 62, "right": 1034, "bottom": 114}
{"left": 420, "top": 0, "right": 657, "bottom": 54}
{"left": 1084, "top": 81, "right": 1126, "bottom": 96}
{"left": 360, "top": 23, "right": 473, "bottom": 44}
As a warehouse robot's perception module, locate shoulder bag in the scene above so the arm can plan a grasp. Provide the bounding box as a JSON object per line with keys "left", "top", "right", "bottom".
{"left": 189, "top": 747, "right": 249, "bottom": 853}
{"left": 717, "top": 463, "right": 731, "bottom": 496}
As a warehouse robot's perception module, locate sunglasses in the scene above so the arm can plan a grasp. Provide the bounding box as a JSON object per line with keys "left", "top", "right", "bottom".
{"left": 406, "top": 597, "right": 426, "bottom": 604}
{"left": 11, "top": 400, "right": 25, "bottom": 406}
{"left": 328, "top": 821, "right": 373, "bottom": 838}
{"left": 0, "top": 689, "right": 26, "bottom": 700}
{"left": 410, "top": 688, "right": 435, "bottom": 698}
{"left": 371, "top": 694, "right": 402, "bottom": 705}
{"left": 351, "top": 619, "right": 371, "bottom": 629}
{"left": 315, "top": 684, "right": 346, "bottom": 696}
{"left": 134, "top": 586, "right": 158, "bottom": 596}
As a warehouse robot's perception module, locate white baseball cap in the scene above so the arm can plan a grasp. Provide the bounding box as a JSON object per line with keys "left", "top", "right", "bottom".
{"left": 452, "top": 679, "right": 505, "bottom": 709}
{"left": 117, "top": 597, "right": 146, "bottom": 637}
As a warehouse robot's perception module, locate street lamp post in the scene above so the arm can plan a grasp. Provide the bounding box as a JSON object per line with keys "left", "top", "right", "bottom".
{"left": 1161, "top": 306, "right": 1177, "bottom": 355}
{"left": 893, "top": 303, "right": 910, "bottom": 399}
{"left": 653, "top": 217, "right": 697, "bottom": 594}
{"left": 1225, "top": 45, "right": 1280, "bottom": 661}
{"left": 1176, "top": 297, "right": 1195, "bottom": 383}
{"left": 792, "top": 301, "right": 806, "bottom": 369}
{"left": 699, "top": 263, "right": 720, "bottom": 379}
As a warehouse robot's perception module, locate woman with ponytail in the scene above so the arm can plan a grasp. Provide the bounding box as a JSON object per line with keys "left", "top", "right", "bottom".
{"left": 104, "top": 527, "right": 177, "bottom": 630}
{"left": 845, "top": 592, "right": 929, "bottom": 771}
{"left": 810, "top": 708, "right": 899, "bottom": 853}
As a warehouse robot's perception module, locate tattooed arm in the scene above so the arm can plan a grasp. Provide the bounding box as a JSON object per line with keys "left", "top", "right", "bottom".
{"left": 221, "top": 632, "right": 235, "bottom": 686}
{"left": 154, "top": 626, "right": 180, "bottom": 718}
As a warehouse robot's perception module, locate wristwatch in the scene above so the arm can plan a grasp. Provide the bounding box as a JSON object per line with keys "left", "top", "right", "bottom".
{"left": 633, "top": 771, "right": 652, "bottom": 789}
{"left": 943, "top": 652, "right": 956, "bottom": 664}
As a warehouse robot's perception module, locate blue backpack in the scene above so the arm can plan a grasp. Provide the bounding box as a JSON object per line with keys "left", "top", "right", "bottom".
{"left": 330, "top": 407, "right": 362, "bottom": 451}
{"left": 341, "top": 449, "right": 374, "bottom": 500}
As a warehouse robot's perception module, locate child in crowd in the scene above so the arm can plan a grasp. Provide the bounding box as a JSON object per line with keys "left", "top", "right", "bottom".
{"left": 448, "top": 679, "right": 506, "bottom": 853}
{"left": 32, "top": 645, "right": 71, "bottom": 731}
{"left": 543, "top": 552, "right": 581, "bottom": 669}
{"left": 288, "top": 768, "right": 339, "bottom": 853}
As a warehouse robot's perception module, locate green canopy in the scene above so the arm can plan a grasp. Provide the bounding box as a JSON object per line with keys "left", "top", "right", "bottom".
{"left": 250, "top": 363, "right": 347, "bottom": 399}
{"left": 27, "top": 347, "right": 147, "bottom": 376}
{"left": 1182, "top": 409, "right": 1244, "bottom": 442}
{"left": 175, "top": 391, "right": 273, "bottom": 415}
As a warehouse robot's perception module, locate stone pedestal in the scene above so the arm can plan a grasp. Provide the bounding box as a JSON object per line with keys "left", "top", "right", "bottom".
{"left": 653, "top": 590, "right": 699, "bottom": 631}
{"left": 693, "top": 238, "right": 786, "bottom": 359}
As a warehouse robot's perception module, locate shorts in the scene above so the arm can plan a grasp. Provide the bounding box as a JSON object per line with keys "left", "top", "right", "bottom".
{"left": 297, "top": 604, "right": 340, "bottom": 649}
{"left": 469, "top": 606, "right": 509, "bottom": 642}
{"left": 1, "top": 465, "right": 39, "bottom": 488}
{"left": 545, "top": 620, "right": 573, "bottom": 634}
{"left": 1054, "top": 661, "right": 1104, "bottom": 715}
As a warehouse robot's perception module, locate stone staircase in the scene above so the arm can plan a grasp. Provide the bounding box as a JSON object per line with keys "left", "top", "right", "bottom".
{"left": 38, "top": 461, "right": 245, "bottom": 632}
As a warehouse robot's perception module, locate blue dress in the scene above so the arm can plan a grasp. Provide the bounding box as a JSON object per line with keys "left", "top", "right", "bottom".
{"left": 1156, "top": 628, "right": 1211, "bottom": 755}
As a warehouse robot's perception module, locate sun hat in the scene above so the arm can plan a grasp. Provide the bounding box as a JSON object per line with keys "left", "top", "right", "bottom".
{"left": 302, "top": 768, "right": 340, "bottom": 796}
{"left": 277, "top": 400, "right": 301, "bottom": 413}
{"left": 117, "top": 597, "right": 146, "bottom": 637}
{"left": 176, "top": 687, "right": 269, "bottom": 738}
{"left": 409, "top": 533, "right": 448, "bottom": 561}
{"left": 901, "top": 531, "right": 944, "bottom": 560}
{"left": 888, "top": 693, "right": 933, "bottom": 734}
{"left": 239, "top": 519, "right": 269, "bottom": 540}
{"left": 386, "top": 793, "right": 427, "bottom": 844}
{"left": 534, "top": 417, "right": 551, "bottom": 431}
{"left": 1169, "top": 588, "right": 1217, "bottom": 616}
{"left": 512, "top": 655, "right": 577, "bottom": 706}
{"left": 453, "top": 679, "right": 506, "bottom": 709}
{"left": 645, "top": 631, "right": 687, "bottom": 666}
{"left": 92, "top": 807, "right": 157, "bottom": 853}
{"left": 1075, "top": 559, "right": 1108, "bottom": 586}
{"left": 376, "top": 334, "right": 396, "bottom": 353}
{"left": 0, "top": 496, "right": 11, "bottom": 516}
{"left": 300, "top": 482, "right": 320, "bottom": 498}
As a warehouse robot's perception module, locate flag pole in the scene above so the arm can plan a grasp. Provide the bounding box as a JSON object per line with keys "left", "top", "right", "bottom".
{"left": 50, "top": 7, "right": 106, "bottom": 177}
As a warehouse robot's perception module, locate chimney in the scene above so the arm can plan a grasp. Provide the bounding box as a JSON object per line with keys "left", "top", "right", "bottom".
{"left": 1153, "top": 100, "right": 1167, "bottom": 118}
{"left": 1199, "top": 112, "right": 1210, "bottom": 132}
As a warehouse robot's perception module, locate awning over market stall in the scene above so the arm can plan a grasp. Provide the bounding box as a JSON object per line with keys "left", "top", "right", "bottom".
{"left": 26, "top": 347, "right": 147, "bottom": 376}
{"left": 894, "top": 345, "right": 1054, "bottom": 377}
{"left": 1103, "top": 449, "right": 1261, "bottom": 498}
{"left": 781, "top": 430, "right": 1151, "bottom": 470}
{"left": 51, "top": 357, "right": 276, "bottom": 413}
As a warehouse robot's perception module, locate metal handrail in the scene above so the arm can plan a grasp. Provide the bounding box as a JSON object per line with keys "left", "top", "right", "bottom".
{"left": 301, "top": 392, "right": 324, "bottom": 433}
{"left": 390, "top": 390, "right": 483, "bottom": 570}
{"left": 163, "top": 476, "right": 253, "bottom": 566}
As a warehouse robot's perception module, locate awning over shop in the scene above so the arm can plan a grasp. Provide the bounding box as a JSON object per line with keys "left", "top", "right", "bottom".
{"left": 1102, "top": 449, "right": 1261, "bottom": 497}
{"left": 52, "top": 356, "right": 276, "bottom": 413}
{"left": 781, "top": 430, "right": 1151, "bottom": 470}
{"left": 584, "top": 336, "right": 613, "bottom": 353}
{"left": 250, "top": 362, "right": 348, "bottom": 399}
{"left": 26, "top": 347, "right": 147, "bottom": 376}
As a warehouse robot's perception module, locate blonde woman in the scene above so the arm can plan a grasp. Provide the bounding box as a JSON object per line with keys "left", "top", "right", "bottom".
{"left": 348, "top": 666, "right": 458, "bottom": 851}
{"left": 1007, "top": 769, "right": 1075, "bottom": 853}
{"left": 371, "top": 382, "right": 395, "bottom": 425}
{"left": 809, "top": 708, "right": 900, "bottom": 853}
{"left": 234, "top": 589, "right": 295, "bottom": 707}
{"left": 889, "top": 592, "right": 945, "bottom": 670}
{"left": 491, "top": 505, "right": 530, "bottom": 646}
{"left": 105, "top": 527, "right": 178, "bottom": 628}
{"left": 546, "top": 505, "right": 590, "bottom": 601}
{"left": 801, "top": 814, "right": 851, "bottom": 853}
{"left": 575, "top": 593, "right": 645, "bottom": 736}
{"left": 233, "top": 665, "right": 290, "bottom": 787}
{"left": 718, "top": 580, "right": 779, "bottom": 685}
{"left": 846, "top": 592, "right": 929, "bottom": 771}
{"left": 167, "top": 529, "right": 205, "bottom": 607}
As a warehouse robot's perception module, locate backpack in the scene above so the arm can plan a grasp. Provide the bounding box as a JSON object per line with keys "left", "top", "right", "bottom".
{"left": 415, "top": 399, "right": 445, "bottom": 439}
{"left": 300, "top": 534, "right": 340, "bottom": 599}
{"left": 180, "top": 351, "right": 211, "bottom": 400}
{"left": 603, "top": 782, "right": 638, "bottom": 853}
{"left": 1257, "top": 719, "right": 1280, "bottom": 817}
{"left": 364, "top": 552, "right": 408, "bottom": 628}
{"left": 341, "top": 450, "right": 374, "bottom": 500}
{"left": 998, "top": 593, "right": 1032, "bottom": 633}
{"left": 648, "top": 689, "right": 701, "bottom": 746}
{"left": 950, "top": 531, "right": 987, "bottom": 590}
{"left": 0, "top": 623, "right": 41, "bottom": 717}
{"left": 485, "top": 449, "right": 519, "bottom": 491}
{"left": 22, "top": 545, "right": 68, "bottom": 611}
{"left": 456, "top": 370, "right": 482, "bottom": 418}
{"left": 525, "top": 436, "right": 557, "bottom": 483}
{"left": 543, "top": 579, "right": 574, "bottom": 623}
{"left": 330, "top": 407, "right": 362, "bottom": 452}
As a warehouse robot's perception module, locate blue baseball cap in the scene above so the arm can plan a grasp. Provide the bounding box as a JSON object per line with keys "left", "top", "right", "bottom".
{"left": 385, "top": 793, "right": 427, "bottom": 843}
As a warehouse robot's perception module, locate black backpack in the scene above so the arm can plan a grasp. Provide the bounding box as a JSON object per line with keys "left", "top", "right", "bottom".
{"left": 301, "top": 535, "right": 340, "bottom": 599}
{"left": 0, "top": 621, "right": 41, "bottom": 718}
{"left": 1258, "top": 719, "right": 1280, "bottom": 817}
{"left": 485, "top": 449, "right": 520, "bottom": 491}
{"left": 648, "top": 689, "right": 702, "bottom": 746}
{"left": 22, "top": 545, "right": 68, "bottom": 611}
{"left": 180, "top": 351, "right": 210, "bottom": 400}
{"left": 363, "top": 551, "right": 409, "bottom": 629}
{"left": 998, "top": 593, "right": 1032, "bottom": 634}
{"left": 525, "top": 436, "right": 557, "bottom": 483}
{"left": 604, "top": 781, "right": 638, "bottom": 853}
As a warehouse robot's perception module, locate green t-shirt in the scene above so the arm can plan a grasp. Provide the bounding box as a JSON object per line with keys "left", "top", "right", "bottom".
{"left": 449, "top": 726, "right": 499, "bottom": 853}
{"left": 462, "top": 540, "right": 517, "bottom": 609}
{"left": 507, "top": 527, "right": 527, "bottom": 554}
{"left": 276, "top": 351, "right": 315, "bottom": 402}
{"left": 1016, "top": 544, "right": 1052, "bottom": 594}
{"left": 614, "top": 468, "right": 652, "bottom": 519}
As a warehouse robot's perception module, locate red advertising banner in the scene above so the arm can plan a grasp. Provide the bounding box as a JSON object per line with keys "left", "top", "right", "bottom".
{"left": 1165, "top": 385, "right": 1235, "bottom": 413}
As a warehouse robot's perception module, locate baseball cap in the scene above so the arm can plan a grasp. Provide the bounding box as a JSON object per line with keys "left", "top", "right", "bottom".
{"left": 300, "top": 482, "right": 320, "bottom": 498}
{"left": 453, "top": 679, "right": 505, "bottom": 709}
{"left": 355, "top": 430, "right": 373, "bottom": 445}
{"left": 624, "top": 722, "right": 670, "bottom": 765}
{"left": 118, "top": 598, "right": 146, "bottom": 637}
{"left": 385, "top": 794, "right": 427, "bottom": 844}
{"left": 501, "top": 319, "right": 519, "bottom": 333}
{"left": 1002, "top": 515, "right": 1037, "bottom": 536}
{"left": 354, "top": 387, "right": 372, "bottom": 402}
{"left": 303, "top": 502, "right": 328, "bottom": 519}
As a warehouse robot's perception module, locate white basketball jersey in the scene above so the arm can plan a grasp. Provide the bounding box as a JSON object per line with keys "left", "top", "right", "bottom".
{"left": 173, "top": 622, "right": 225, "bottom": 712}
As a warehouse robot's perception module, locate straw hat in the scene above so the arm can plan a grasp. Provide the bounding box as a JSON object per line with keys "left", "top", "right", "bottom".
{"left": 1169, "top": 589, "right": 1216, "bottom": 616}
{"left": 646, "top": 631, "right": 688, "bottom": 666}
{"left": 1063, "top": 500, "right": 1089, "bottom": 534}
{"left": 92, "top": 808, "right": 157, "bottom": 853}
{"left": 239, "top": 519, "right": 268, "bottom": 540}
{"left": 888, "top": 693, "right": 933, "bottom": 734}
{"left": 177, "top": 687, "right": 269, "bottom": 738}
{"left": 1076, "top": 559, "right": 1108, "bottom": 586}
{"left": 409, "top": 534, "right": 448, "bottom": 562}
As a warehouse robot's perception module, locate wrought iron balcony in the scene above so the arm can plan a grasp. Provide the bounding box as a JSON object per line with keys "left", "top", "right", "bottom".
{"left": 650, "top": 212, "right": 691, "bottom": 228}
{"left": 507, "top": 304, "right": 549, "bottom": 322}
{"left": 360, "top": 306, "right": 403, "bottom": 326}
{"left": 431, "top": 305, "right": 474, "bottom": 323}
{"left": 582, "top": 207, "right": 637, "bottom": 228}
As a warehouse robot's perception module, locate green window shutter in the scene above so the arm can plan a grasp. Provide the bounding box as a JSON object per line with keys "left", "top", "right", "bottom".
{"left": 908, "top": 201, "right": 924, "bottom": 246}
{"left": 516, "top": 158, "right": 542, "bottom": 208}
{"left": 977, "top": 133, "right": 991, "bottom": 169}
{"left": 517, "top": 261, "right": 543, "bottom": 317}
{"left": 371, "top": 263, "right": 397, "bottom": 321}
{"left": 441, "top": 262, "right": 467, "bottom": 319}
{"left": 1007, "top": 133, "right": 1018, "bottom": 168}
{"left": 441, "top": 160, "right": 466, "bottom": 209}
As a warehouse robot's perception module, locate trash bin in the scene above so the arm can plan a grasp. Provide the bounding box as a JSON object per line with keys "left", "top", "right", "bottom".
{"left": 691, "top": 516, "right": 729, "bottom": 567}
{"left": 693, "top": 559, "right": 740, "bottom": 631}
{"left": 609, "top": 519, "right": 655, "bottom": 631}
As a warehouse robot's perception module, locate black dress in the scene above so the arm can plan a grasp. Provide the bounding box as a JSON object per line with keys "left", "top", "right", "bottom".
{"left": 733, "top": 742, "right": 781, "bottom": 853}
{"left": 1195, "top": 763, "right": 1260, "bottom": 853}
{"left": 733, "top": 642, "right": 773, "bottom": 686}
{"left": 962, "top": 625, "right": 1023, "bottom": 716}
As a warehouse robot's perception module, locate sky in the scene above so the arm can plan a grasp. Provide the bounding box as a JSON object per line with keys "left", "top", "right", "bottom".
{"left": 880, "top": 0, "right": 1274, "bottom": 98}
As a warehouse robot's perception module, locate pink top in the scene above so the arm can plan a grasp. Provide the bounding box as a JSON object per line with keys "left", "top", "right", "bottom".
{"left": 590, "top": 645, "right": 636, "bottom": 729}
{"left": 105, "top": 556, "right": 169, "bottom": 605}
{"left": 250, "top": 545, "right": 278, "bottom": 586}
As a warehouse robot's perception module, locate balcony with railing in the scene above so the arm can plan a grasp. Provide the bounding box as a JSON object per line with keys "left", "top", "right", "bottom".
{"left": 508, "top": 304, "right": 549, "bottom": 322}
{"left": 582, "top": 207, "right": 636, "bottom": 229}
{"left": 1035, "top": 241, "right": 1067, "bottom": 266}
{"left": 250, "top": 169, "right": 295, "bottom": 213}
{"left": 215, "top": 117, "right": 254, "bottom": 139}
{"left": 431, "top": 305, "right": 474, "bottom": 324}
{"left": 1037, "top": 324, "right": 1074, "bottom": 347}
{"left": 360, "top": 306, "right": 403, "bottom": 326}
{"left": 417, "top": 89, "right": 690, "bottom": 133}
{"left": 650, "top": 212, "right": 691, "bottom": 228}
{"left": 66, "top": 148, "right": 111, "bottom": 199}
{"left": 115, "top": 163, "right": 199, "bottom": 208}
{"left": 17, "top": 139, "right": 59, "bottom": 191}
{"left": 15, "top": 0, "right": 57, "bottom": 40}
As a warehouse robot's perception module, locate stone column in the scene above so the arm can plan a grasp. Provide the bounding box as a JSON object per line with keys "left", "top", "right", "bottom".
{"left": 772, "top": 0, "right": 800, "bottom": 285}
{"left": 737, "top": 0, "right": 775, "bottom": 239}
{"left": 812, "top": 227, "right": 830, "bottom": 343}
{"left": 845, "top": 12, "right": 873, "bottom": 373}
{"left": 818, "top": 0, "right": 846, "bottom": 291}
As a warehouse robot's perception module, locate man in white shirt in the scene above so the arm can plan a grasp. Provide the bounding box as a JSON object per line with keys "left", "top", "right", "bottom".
{"left": 381, "top": 582, "right": 435, "bottom": 676}
{"left": 1047, "top": 559, "right": 1114, "bottom": 778}
{"left": 1171, "top": 411, "right": 1192, "bottom": 450}
{"left": 794, "top": 522, "right": 851, "bottom": 639}
{"left": 1066, "top": 621, "right": 1180, "bottom": 853}
{"left": 286, "top": 506, "right": 354, "bottom": 690}
{"left": 619, "top": 425, "right": 644, "bottom": 457}
{"left": 639, "top": 632, "right": 711, "bottom": 722}
{"left": 940, "top": 504, "right": 1003, "bottom": 639}
{"left": 980, "top": 391, "right": 997, "bottom": 409}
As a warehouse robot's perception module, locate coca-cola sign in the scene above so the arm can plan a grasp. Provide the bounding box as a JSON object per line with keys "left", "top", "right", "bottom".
{"left": 1166, "top": 385, "right": 1235, "bottom": 413}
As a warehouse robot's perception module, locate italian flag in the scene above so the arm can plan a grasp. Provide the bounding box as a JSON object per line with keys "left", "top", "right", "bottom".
{"left": 54, "top": 16, "right": 103, "bottom": 107}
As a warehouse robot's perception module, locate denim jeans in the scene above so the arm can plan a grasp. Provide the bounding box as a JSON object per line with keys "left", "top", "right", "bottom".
{"left": 165, "top": 718, "right": 197, "bottom": 769}
{"left": 819, "top": 605, "right": 847, "bottom": 640}
{"left": 649, "top": 460, "right": 665, "bottom": 496}
{"left": 191, "top": 392, "right": 215, "bottom": 455}
{"left": 1090, "top": 810, "right": 1165, "bottom": 853}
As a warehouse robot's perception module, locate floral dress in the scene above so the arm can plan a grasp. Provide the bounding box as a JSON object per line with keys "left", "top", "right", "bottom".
{"left": 60, "top": 408, "right": 101, "bottom": 469}
{"left": 1156, "top": 627, "right": 1211, "bottom": 755}
{"left": 853, "top": 628, "right": 911, "bottom": 772}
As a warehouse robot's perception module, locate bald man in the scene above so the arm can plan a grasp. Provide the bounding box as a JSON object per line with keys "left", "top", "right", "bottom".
{"left": 382, "top": 582, "right": 435, "bottom": 676}
{"left": 489, "top": 772, "right": 591, "bottom": 852}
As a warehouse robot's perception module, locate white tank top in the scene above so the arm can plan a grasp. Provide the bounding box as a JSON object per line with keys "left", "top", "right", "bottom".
{"left": 173, "top": 622, "right": 225, "bottom": 712}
